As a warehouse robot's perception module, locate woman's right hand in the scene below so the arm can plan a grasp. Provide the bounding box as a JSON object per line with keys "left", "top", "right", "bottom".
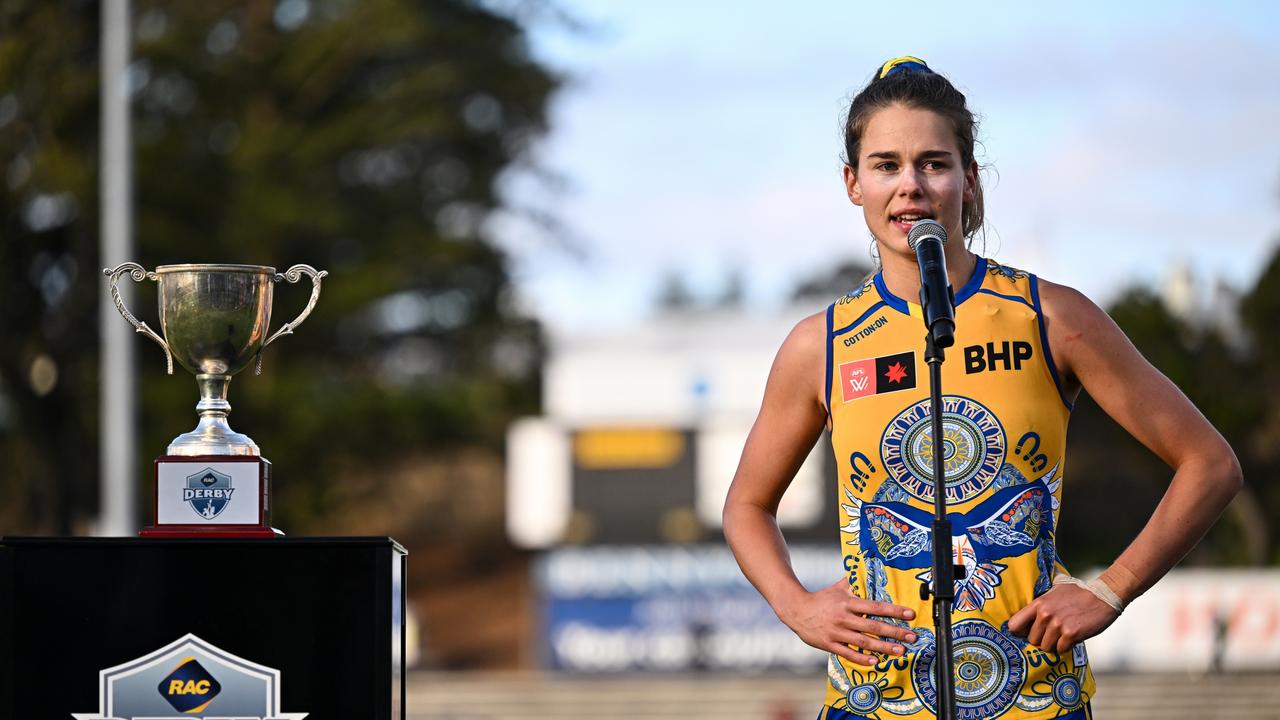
{"left": 779, "top": 580, "right": 919, "bottom": 666}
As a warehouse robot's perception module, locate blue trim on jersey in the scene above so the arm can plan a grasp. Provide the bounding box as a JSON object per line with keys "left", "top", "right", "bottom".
{"left": 832, "top": 300, "right": 889, "bottom": 337}
{"left": 975, "top": 287, "right": 1034, "bottom": 309}
{"left": 1030, "top": 274, "right": 1075, "bottom": 411}
{"left": 954, "top": 255, "right": 988, "bottom": 305}
{"left": 872, "top": 256, "right": 988, "bottom": 316}
{"left": 825, "top": 302, "right": 835, "bottom": 423}
{"left": 872, "top": 271, "right": 910, "bottom": 315}
{"left": 818, "top": 703, "right": 1092, "bottom": 720}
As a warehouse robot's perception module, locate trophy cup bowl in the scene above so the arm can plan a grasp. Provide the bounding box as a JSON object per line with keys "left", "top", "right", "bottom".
{"left": 104, "top": 262, "right": 326, "bottom": 456}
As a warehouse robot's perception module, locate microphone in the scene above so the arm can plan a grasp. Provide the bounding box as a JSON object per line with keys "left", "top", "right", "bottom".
{"left": 906, "top": 220, "right": 956, "bottom": 348}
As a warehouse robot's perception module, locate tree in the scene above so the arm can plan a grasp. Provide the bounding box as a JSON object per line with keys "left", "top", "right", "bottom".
{"left": 714, "top": 266, "right": 745, "bottom": 309}
{"left": 0, "top": 0, "right": 103, "bottom": 533}
{"left": 1237, "top": 242, "right": 1280, "bottom": 562}
{"left": 655, "top": 270, "right": 696, "bottom": 311}
{"left": 0, "top": 0, "right": 562, "bottom": 534}
{"left": 789, "top": 259, "right": 874, "bottom": 302}
{"left": 1058, "top": 285, "right": 1271, "bottom": 567}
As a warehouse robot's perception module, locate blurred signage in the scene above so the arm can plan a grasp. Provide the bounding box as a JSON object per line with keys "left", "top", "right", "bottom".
{"left": 570, "top": 428, "right": 699, "bottom": 544}
{"left": 1083, "top": 568, "right": 1280, "bottom": 672}
{"left": 574, "top": 428, "right": 686, "bottom": 469}
{"left": 538, "top": 545, "right": 836, "bottom": 672}
{"left": 539, "top": 551, "right": 1280, "bottom": 674}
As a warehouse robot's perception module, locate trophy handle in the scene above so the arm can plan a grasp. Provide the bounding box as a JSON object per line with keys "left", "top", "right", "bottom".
{"left": 257, "top": 264, "right": 328, "bottom": 374}
{"left": 103, "top": 262, "right": 174, "bottom": 374}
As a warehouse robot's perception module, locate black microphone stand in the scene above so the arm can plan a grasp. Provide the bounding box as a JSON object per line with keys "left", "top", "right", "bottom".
{"left": 919, "top": 292, "right": 962, "bottom": 720}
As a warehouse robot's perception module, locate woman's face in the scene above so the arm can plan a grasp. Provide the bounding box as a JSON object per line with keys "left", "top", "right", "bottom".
{"left": 844, "top": 103, "right": 977, "bottom": 257}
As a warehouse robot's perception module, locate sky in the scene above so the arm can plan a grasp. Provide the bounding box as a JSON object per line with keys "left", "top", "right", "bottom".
{"left": 489, "top": 0, "right": 1280, "bottom": 334}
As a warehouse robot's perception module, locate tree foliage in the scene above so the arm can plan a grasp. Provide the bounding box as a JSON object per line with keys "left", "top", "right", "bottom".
{"left": 789, "top": 259, "right": 875, "bottom": 302}
{"left": 1060, "top": 258, "right": 1280, "bottom": 568}
{"left": 0, "top": 0, "right": 560, "bottom": 533}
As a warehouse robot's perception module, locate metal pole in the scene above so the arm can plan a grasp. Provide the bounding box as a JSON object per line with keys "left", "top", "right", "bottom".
{"left": 99, "top": 0, "right": 136, "bottom": 536}
{"left": 925, "top": 334, "right": 958, "bottom": 720}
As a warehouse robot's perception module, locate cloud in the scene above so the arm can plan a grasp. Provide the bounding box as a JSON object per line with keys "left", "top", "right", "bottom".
{"left": 512, "top": 2, "right": 1280, "bottom": 329}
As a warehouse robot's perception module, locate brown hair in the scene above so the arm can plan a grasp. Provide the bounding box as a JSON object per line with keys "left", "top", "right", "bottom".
{"left": 842, "top": 60, "right": 985, "bottom": 240}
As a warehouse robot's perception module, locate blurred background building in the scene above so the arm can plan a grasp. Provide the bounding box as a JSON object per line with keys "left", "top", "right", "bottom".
{"left": 507, "top": 298, "right": 1280, "bottom": 673}
{"left": 507, "top": 302, "right": 835, "bottom": 673}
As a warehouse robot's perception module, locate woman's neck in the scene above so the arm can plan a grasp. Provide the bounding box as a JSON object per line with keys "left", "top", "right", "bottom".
{"left": 878, "top": 245, "right": 979, "bottom": 304}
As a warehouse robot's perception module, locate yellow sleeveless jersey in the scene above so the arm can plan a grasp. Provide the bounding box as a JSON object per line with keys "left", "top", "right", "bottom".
{"left": 820, "top": 256, "right": 1094, "bottom": 720}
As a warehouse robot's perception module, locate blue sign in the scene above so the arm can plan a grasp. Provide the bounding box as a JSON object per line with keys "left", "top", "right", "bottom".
{"left": 538, "top": 545, "right": 837, "bottom": 672}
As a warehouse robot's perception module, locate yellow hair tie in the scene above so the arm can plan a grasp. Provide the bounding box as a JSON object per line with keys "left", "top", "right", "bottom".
{"left": 878, "top": 56, "right": 931, "bottom": 79}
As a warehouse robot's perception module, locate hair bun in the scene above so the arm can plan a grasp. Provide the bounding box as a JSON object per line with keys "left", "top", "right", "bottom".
{"left": 877, "top": 56, "right": 932, "bottom": 80}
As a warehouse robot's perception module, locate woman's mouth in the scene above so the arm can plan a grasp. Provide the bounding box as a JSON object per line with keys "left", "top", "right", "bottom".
{"left": 891, "top": 213, "right": 933, "bottom": 232}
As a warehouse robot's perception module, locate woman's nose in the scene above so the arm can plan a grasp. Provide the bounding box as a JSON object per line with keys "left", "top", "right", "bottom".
{"left": 897, "top": 166, "right": 923, "bottom": 196}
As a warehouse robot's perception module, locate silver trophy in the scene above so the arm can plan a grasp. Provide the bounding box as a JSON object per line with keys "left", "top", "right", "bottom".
{"left": 104, "top": 263, "right": 326, "bottom": 457}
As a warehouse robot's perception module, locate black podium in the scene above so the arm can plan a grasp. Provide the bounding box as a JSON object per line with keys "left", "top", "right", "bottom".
{"left": 0, "top": 536, "right": 406, "bottom": 719}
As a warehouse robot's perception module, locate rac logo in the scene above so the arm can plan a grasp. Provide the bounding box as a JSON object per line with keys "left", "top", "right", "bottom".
{"left": 158, "top": 657, "right": 221, "bottom": 713}
{"left": 964, "top": 340, "right": 1033, "bottom": 374}
{"left": 73, "top": 633, "right": 308, "bottom": 720}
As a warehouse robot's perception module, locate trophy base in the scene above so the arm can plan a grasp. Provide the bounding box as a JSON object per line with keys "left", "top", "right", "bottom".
{"left": 167, "top": 417, "right": 261, "bottom": 456}
{"left": 144, "top": 455, "right": 277, "bottom": 538}
{"left": 139, "top": 524, "right": 284, "bottom": 538}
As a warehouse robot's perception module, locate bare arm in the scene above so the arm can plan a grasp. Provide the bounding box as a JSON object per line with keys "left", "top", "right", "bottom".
{"left": 723, "top": 313, "right": 916, "bottom": 665}
{"left": 1009, "top": 281, "right": 1242, "bottom": 652}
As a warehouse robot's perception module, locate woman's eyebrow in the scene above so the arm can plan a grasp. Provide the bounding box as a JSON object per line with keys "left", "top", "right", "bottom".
{"left": 864, "top": 149, "right": 954, "bottom": 160}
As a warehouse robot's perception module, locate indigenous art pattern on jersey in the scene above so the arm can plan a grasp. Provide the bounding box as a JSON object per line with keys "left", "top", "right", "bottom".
{"left": 822, "top": 257, "right": 1092, "bottom": 720}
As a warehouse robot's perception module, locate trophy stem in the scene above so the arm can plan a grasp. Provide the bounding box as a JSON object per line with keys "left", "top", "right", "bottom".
{"left": 196, "top": 373, "right": 234, "bottom": 416}
{"left": 166, "top": 373, "right": 261, "bottom": 456}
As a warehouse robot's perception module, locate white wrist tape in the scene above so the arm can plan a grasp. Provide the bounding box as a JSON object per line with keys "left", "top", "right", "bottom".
{"left": 1053, "top": 573, "right": 1125, "bottom": 614}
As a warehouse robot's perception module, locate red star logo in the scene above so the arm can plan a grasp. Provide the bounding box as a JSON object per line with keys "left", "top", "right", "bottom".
{"left": 884, "top": 361, "right": 909, "bottom": 384}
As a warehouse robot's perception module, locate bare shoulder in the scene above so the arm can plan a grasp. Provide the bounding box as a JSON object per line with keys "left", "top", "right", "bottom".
{"left": 1035, "top": 275, "right": 1239, "bottom": 475}
{"left": 780, "top": 310, "right": 827, "bottom": 359}
{"left": 1035, "top": 276, "right": 1128, "bottom": 386}
{"left": 766, "top": 309, "right": 828, "bottom": 410}
{"left": 1039, "top": 274, "right": 1172, "bottom": 394}
{"left": 1036, "top": 276, "right": 1107, "bottom": 333}
{"left": 727, "top": 309, "right": 831, "bottom": 512}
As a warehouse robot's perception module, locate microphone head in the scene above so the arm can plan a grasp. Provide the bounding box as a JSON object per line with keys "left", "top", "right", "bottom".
{"left": 907, "top": 219, "right": 947, "bottom": 251}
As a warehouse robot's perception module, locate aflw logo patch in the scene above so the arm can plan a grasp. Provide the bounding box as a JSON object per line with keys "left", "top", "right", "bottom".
{"left": 839, "top": 351, "right": 916, "bottom": 403}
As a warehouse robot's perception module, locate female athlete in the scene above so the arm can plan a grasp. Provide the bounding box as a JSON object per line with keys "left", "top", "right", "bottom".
{"left": 722, "top": 56, "right": 1242, "bottom": 720}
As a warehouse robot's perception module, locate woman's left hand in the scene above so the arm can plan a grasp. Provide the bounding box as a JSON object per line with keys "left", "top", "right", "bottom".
{"left": 1007, "top": 583, "right": 1119, "bottom": 654}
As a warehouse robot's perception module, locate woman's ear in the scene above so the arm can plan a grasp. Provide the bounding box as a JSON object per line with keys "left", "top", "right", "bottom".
{"left": 963, "top": 160, "right": 978, "bottom": 203}
{"left": 843, "top": 165, "right": 863, "bottom": 206}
